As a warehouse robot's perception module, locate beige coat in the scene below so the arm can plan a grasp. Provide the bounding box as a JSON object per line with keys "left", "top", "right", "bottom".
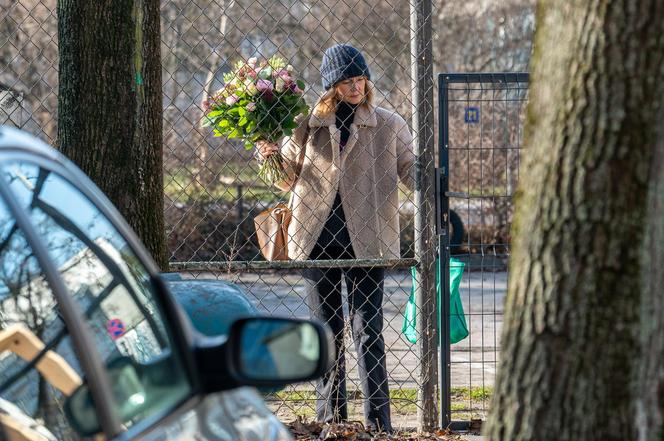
{"left": 276, "top": 104, "right": 414, "bottom": 260}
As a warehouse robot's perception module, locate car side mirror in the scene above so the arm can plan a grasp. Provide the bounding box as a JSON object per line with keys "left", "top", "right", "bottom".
{"left": 227, "top": 317, "right": 334, "bottom": 385}
{"left": 64, "top": 356, "right": 146, "bottom": 436}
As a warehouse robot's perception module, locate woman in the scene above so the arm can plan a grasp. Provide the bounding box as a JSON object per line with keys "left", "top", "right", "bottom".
{"left": 257, "top": 44, "right": 414, "bottom": 432}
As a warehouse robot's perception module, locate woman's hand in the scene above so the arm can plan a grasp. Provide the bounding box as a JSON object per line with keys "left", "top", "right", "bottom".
{"left": 255, "top": 140, "right": 279, "bottom": 161}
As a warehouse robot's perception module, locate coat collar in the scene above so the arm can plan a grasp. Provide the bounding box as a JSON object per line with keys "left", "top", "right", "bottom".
{"left": 308, "top": 104, "right": 378, "bottom": 128}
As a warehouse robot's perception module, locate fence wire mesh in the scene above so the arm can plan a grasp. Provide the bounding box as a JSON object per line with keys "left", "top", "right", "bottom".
{"left": 163, "top": 0, "right": 432, "bottom": 430}
{"left": 1, "top": 0, "right": 535, "bottom": 431}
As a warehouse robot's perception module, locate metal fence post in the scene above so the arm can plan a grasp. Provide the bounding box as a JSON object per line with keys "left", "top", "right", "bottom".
{"left": 410, "top": 0, "right": 437, "bottom": 431}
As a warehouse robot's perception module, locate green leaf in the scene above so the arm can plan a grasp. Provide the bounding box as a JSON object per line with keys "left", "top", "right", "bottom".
{"left": 207, "top": 110, "right": 224, "bottom": 118}
{"left": 238, "top": 116, "right": 248, "bottom": 126}
{"left": 296, "top": 80, "right": 305, "bottom": 90}
{"left": 219, "top": 119, "right": 230, "bottom": 128}
{"left": 244, "top": 140, "right": 254, "bottom": 150}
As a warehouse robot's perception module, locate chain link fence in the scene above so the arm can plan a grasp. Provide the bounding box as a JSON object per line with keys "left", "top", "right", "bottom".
{"left": 164, "top": 0, "right": 436, "bottom": 430}
{"left": 1, "top": 0, "right": 535, "bottom": 430}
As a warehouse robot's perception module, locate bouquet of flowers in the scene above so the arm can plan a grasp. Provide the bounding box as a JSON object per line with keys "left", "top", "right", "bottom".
{"left": 201, "top": 56, "right": 309, "bottom": 183}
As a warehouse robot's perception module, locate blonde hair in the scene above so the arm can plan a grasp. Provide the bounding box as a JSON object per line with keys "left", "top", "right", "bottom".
{"left": 313, "top": 78, "right": 374, "bottom": 118}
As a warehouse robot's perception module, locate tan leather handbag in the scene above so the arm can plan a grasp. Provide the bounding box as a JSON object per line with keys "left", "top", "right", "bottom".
{"left": 254, "top": 202, "right": 293, "bottom": 261}
{"left": 254, "top": 138, "right": 307, "bottom": 261}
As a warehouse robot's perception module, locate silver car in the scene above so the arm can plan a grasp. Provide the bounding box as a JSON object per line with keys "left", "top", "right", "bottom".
{"left": 0, "top": 126, "right": 332, "bottom": 441}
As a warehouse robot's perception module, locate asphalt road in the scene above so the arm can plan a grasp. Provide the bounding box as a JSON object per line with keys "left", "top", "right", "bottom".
{"left": 184, "top": 268, "right": 506, "bottom": 433}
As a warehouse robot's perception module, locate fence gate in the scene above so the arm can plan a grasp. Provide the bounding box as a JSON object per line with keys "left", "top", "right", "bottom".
{"left": 437, "top": 73, "right": 529, "bottom": 429}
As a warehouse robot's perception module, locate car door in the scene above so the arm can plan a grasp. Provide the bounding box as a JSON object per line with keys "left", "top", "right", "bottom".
{"left": 0, "top": 157, "right": 198, "bottom": 440}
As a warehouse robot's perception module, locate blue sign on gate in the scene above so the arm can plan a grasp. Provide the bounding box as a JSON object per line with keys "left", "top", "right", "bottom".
{"left": 464, "top": 107, "right": 480, "bottom": 123}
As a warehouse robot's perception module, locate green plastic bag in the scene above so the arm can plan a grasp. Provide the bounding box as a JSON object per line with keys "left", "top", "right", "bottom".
{"left": 402, "top": 257, "right": 469, "bottom": 344}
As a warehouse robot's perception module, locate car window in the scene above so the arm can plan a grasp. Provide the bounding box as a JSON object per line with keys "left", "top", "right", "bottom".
{"left": 1, "top": 162, "right": 192, "bottom": 437}
{"left": 0, "top": 191, "right": 81, "bottom": 440}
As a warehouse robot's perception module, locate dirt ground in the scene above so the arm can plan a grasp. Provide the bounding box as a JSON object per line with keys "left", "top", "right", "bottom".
{"left": 284, "top": 419, "right": 483, "bottom": 440}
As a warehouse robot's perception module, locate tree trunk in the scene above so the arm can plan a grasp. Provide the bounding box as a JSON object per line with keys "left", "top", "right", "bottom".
{"left": 57, "top": 0, "right": 168, "bottom": 269}
{"left": 486, "top": 1, "right": 664, "bottom": 440}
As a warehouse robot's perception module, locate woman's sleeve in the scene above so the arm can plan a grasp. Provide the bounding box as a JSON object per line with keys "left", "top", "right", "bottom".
{"left": 395, "top": 115, "right": 415, "bottom": 190}
{"left": 273, "top": 115, "right": 309, "bottom": 192}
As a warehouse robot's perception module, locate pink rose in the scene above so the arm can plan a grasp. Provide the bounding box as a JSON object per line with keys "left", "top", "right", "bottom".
{"left": 246, "top": 102, "right": 256, "bottom": 111}
{"left": 256, "top": 79, "right": 274, "bottom": 92}
{"left": 278, "top": 70, "right": 293, "bottom": 84}
{"left": 225, "top": 94, "right": 239, "bottom": 105}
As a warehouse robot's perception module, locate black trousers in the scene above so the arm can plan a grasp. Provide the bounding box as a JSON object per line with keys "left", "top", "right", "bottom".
{"left": 302, "top": 195, "right": 391, "bottom": 431}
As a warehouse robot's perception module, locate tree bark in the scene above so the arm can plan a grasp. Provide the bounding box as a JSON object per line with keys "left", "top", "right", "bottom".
{"left": 486, "top": 1, "right": 664, "bottom": 440}
{"left": 57, "top": 0, "right": 168, "bottom": 269}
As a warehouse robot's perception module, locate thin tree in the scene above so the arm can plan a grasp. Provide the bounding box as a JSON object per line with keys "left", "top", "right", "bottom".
{"left": 57, "top": 0, "right": 168, "bottom": 269}
{"left": 486, "top": 1, "right": 664, "bottom": 440}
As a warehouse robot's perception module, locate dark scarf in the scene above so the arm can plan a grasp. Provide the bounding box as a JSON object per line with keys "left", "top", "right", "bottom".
{"left": 313, "top": 101, "right": 359, "bottom": 252}
{"left": 335, "top": 101, "right": 358, "bottom": 149}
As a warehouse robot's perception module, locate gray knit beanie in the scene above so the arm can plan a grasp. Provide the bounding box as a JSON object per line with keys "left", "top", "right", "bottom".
{"left": 320, "top": 44, "right": 371, "bottom": 90}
